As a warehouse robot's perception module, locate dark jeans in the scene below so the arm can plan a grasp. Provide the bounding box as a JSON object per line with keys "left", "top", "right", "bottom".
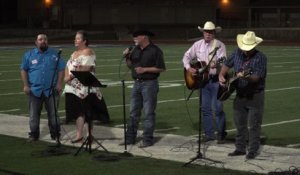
{"left": 28, "top": 92, "right": 61, "bottom": 139}
{"left": 233, "top": 91, "right": 264, "bottom": 153}
{"left": 126, "top": 79, "right": 159, "bottom": 144}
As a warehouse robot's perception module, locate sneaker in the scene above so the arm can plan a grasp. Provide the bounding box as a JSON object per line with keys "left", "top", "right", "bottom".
{"left": 228, "top": 150, "right": 246, "bottom": 156}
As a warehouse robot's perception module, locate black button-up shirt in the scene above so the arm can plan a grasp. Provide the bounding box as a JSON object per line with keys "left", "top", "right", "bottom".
{"left": 129, "top": 43, "right": 166, "bottom": 80}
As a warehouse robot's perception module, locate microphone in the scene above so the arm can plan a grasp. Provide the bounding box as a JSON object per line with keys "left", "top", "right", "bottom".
{"left": 57, "top": 49, "right": 62, "bottom": 55}
{"left": 209, "top": 46, "right": 220, "bottom": 55}
{"left": 123, "top": 46, "right": 134, "bottom": 58}
{"left": 54, "top": 49, "right": 62, "bottom": 62}
{"left": 57, "top": 49, "right": 62, "bottom": 59}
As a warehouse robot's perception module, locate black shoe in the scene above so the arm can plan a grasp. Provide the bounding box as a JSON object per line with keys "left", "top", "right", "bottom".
{"left": 228, "top": 150, "right": 246, "bottom": 156}
{"left": 217, "top": 139, "right": 226, "bottom": 144}
{"left": 217, "top": 135, "right": 226, "bottom": 144}
{"left": 201, "top": 137, "right": 215, "bottom": 143}
{"left": 51, "top": 135, "right": 60, "bottom": 140}
{"left": 119, "top": 140, "right": 135, "bottom": 146}
{"left": 27, "top": 137, "right": 38, "bottom": 142}
{"left": 246, "top": 152, "right": 257, "bottom": 159}
{"left": 138, "top": 142, "right": 153, "bottom": 148}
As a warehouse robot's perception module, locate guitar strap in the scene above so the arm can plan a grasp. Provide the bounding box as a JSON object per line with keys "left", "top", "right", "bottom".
{"left": 205, "top": 39, "right": 217, "bottom": 75}
{"left": 208, "top": 39, "right": 217, "bottom": 62}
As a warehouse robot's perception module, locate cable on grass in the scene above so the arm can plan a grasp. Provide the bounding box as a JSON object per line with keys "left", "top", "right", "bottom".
{"left": 268, "top": 166, "right": 300, "bottom": 175}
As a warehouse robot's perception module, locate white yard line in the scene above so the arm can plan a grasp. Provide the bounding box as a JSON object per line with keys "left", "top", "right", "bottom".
{"left": 0, "top": 78, "right": 21, "bottom": 82}
{"left": 225, "top": 118, "right": 300, "bottom": 133}
{"left": 0, "top": 92, "right": 23, "bottom": 96}
{"left": 0, "top": 109, "right": 20, "bottom": 113}
{"left": 287, "top": 143, "right": 300, "bottom": 148}
{"left": 1, "top": 86, "right": 300, "bottom": 97}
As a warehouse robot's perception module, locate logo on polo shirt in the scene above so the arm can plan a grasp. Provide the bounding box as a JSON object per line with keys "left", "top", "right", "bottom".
{"left": 32, "top": 59, "right": 38, "bottom": 64}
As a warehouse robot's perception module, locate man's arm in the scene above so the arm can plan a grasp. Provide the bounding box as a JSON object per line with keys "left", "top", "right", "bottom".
{"left": 21, "top": 70, "right": 30, "bottom": 95}
{"left": 218, "top": 65, "right": 230, "bottom": 86}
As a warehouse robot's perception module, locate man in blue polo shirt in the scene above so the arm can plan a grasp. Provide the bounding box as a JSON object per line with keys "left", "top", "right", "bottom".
{"left": 20, "top": 34, "right": 65, "bottom": 142}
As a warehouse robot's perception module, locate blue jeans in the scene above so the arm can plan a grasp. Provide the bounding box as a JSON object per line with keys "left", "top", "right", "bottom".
{"left": 28, "top": 92, "right": 61, "bottom": 139}
{"left": 127, "top": 79, "right": 159, "bottom": 144}
{"left": 201, "top": 79, "right": 226, "bottom": 139}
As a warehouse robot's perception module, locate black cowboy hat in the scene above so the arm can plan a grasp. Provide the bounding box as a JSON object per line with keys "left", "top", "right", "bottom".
{"left": 132, "top": 30, "right": 155, "bottom": 37}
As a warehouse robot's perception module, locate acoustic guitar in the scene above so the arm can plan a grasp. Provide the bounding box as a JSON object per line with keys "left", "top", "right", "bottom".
{"left": 217, "top": 68, "right": 252, "bottom": 101}
{"left": 184, "top": 61, "right": 208, "bottom": 89}
{"left": 184, "top": 57, "right": 226, "bottom": 90}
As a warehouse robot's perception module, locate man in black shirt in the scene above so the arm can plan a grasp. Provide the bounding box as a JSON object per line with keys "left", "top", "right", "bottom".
{"left": 123, "top": 30, "right": 166, "bottom": 148}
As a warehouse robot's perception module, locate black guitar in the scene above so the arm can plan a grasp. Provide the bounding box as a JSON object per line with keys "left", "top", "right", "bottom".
{"left": 217, "top": 69, "right": 252, "bottom": 101}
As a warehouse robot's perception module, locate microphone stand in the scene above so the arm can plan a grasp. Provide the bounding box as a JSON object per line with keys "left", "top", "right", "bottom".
{"left": 42, "top": 49, "right": 70, "bottom": 156}
{"left": 118, "top": 49, "right": 134, "bottom": 157}
{"left": 119, "top": 79, "right": 133, "bottom": 157}
{"left": 49, "top": 49, "right": 62, "bottom": 147}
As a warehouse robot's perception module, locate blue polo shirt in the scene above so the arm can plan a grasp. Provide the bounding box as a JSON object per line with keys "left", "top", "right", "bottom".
{"left": 20, "top": 47, "right": 66, "bottom": 97}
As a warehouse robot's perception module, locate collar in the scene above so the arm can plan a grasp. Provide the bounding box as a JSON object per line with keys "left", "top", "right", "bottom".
{"left": 34, "top": 47, "right": 49, "bottom": 54}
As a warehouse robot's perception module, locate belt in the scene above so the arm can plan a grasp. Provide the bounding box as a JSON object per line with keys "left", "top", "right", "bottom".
{"left": 135, "top": 78, "right": 157, "bottom": 82}
{"left": 237, "top": 89, "right": 263, "bottom": 98}
{"left": 209, "top": 74, "right": 218, "bottom": 82}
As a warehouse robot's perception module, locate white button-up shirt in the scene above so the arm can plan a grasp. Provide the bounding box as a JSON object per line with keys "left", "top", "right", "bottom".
{"left": 182, "top": 39, "right": 226, "bottom": 75}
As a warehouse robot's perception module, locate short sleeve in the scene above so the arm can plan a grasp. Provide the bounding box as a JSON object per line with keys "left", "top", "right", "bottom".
{"left": 81, "top": 55, "right": 96, "bottom": 66}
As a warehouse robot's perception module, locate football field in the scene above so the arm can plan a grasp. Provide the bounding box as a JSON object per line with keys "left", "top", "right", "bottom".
{"left": 0, "top": 43, "right": 299, "bottom": 147}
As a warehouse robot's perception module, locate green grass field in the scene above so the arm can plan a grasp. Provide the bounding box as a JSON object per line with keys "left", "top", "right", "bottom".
{"left": 0, "top": 43, "right": 299, "bottom": 174}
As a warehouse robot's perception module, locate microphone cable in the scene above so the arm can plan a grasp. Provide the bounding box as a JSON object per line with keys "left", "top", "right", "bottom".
{"left": 183, "top": 84, "right": 198, "bottom": 131}
{"left": 118, "top": 46, "right": 134, "bottom": 80}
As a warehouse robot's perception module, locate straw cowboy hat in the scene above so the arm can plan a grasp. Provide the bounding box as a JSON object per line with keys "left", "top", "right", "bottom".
{"left": 198, "top": 21, "right": 222, "bottom": 33}
{"left": 237, "top": 31, "right": 263, "bottom": 51}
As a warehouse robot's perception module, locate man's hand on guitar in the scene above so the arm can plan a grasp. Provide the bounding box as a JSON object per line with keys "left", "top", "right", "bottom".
{"left": 188, "top": 67, "right": 197, "bottom": 75}
{"left": 236, "top": 71, "right": 245, "bottom": 78}
{"left": 218, "top": 74, "right": 226, "bottom": 87}
{"left": 209, "top": 60, "right": 217, "bottom": 68}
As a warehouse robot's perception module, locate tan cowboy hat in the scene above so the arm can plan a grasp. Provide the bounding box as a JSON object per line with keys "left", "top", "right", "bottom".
{"left": 237, "top": 31, "right": 263, "bottom": 51}
{"left": 198, "top": 21, "right": 222, "bottom": 33}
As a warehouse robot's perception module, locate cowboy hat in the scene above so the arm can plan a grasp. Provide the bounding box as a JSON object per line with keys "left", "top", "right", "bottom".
{"left": 237, "top": 31, "right": 263, "bottom": 51}
{"left": 198, "top": 21, "right": 222, "bottom": 33}
{"left": 132, "top": 30, "right": 155, "bottom": 37}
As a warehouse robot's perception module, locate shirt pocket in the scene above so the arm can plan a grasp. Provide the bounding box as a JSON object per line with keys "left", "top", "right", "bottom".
{"left": 196, "top": 48, "right": 207, "bottom": 61}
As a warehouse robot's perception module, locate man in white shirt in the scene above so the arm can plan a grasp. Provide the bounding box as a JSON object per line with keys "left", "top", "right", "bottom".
{"left": 182, "top": 21, "right": 227, "bottom": 143}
